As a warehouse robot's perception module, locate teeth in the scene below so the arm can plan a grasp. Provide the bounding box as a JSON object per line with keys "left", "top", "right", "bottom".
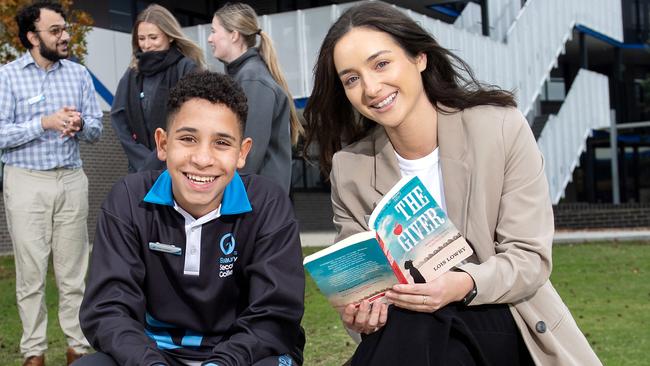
{"left": 373, "top": 92, "right": 396, "bottom": 108}
{"left": 185, "top": 173, "right": 216, "bottom": 183}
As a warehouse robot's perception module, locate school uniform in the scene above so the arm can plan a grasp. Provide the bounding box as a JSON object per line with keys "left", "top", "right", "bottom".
{"left": 80, "top": 170, "right": 305, "bottom": 366}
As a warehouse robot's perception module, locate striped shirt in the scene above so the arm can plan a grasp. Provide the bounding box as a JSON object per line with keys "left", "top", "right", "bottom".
{"left": 0, "top": 52, "right": 102, "bottom": 170}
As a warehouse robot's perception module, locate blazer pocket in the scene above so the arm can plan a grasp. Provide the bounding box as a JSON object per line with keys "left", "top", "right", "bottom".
{"left": 515, "top": 281, "right": 567, "bottom": 333}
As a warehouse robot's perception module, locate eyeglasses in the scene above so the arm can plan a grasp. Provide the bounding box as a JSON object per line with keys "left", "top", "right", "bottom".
{"left": 34, "top": 24, "right": 70, "bottom": 38}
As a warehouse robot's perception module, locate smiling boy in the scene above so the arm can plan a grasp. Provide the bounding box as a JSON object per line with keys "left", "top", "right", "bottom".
{"left": 78, "top": 72, "right": 305, "bottom": 366}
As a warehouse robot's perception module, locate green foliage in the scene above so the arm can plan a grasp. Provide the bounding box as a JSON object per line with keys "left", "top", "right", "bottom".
{"left": 0, "top": 242, "right": 648, "bottom": 365}
{"left": 0, "top": 0, "right": 93, "bottom": 65}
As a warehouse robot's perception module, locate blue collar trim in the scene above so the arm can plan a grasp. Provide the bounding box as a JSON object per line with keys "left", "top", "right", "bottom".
{"left": 143, "top": 170, "right": 252, "bottom": 215}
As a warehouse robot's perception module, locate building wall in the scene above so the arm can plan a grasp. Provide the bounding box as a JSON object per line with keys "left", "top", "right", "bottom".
{"left": 554, "top": 203, "right": 650, "bottom": 229}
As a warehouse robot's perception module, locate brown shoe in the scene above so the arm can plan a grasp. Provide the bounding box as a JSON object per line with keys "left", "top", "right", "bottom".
{"left": 22, "top": 355, "right": 44, "bottom": 366}
{"left": 65, "top": 348, "right": 86, "bottom": 366}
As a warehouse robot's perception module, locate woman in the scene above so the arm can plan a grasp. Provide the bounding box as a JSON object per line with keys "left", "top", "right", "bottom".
{"left": 303, "top": 2, "right": 601, "bottom": 365}
{"left": 208, "top": 3, "right": 303, "bottom": 194}
{"left": 112, "top": 4, "right": 205, "bottom": 172}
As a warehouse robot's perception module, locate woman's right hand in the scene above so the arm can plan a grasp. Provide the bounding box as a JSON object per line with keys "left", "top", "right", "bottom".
{"left": 341, "top": 300, "right": 389, "bottom": 334}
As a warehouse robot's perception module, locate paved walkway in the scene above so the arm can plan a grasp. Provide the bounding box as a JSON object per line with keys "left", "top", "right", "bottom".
{"left": 553, "top": 229, "right": 650, "bottom": 243}
{"left": 300, "top": 229, "right": 650, "bottom": 247}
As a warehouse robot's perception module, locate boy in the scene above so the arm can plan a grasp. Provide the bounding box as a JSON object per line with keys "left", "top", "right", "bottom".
{"left": 78, "top": 72, "right": 305, "bottom": 366}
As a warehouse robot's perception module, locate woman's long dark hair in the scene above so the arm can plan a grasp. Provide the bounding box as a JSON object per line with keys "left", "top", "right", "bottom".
{"left": 303, "top": 2, "right": 516, "bottom": 176}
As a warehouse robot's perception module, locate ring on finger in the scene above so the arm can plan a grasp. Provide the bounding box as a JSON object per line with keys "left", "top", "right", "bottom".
{"left": 422, "top": 295, "right": 427, "bottom": 305}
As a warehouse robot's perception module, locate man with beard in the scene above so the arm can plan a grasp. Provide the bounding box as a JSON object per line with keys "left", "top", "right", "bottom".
{"left": 0, "top": 2, "right": 102, "bottom": 365}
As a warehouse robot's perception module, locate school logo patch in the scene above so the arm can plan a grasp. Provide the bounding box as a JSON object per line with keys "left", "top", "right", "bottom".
{"left": 220, "top": 233, "right": 236, "bottom": 255}
{"left": 218, "top": 233, "right": 238, "bottom": 278}
{"left": 278, "top": 354, "right": 292, "bottom": 365}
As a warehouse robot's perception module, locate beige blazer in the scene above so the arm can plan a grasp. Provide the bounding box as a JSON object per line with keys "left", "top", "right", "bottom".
{"left": 329, "top": 105, "right": 601, "bottom": 365}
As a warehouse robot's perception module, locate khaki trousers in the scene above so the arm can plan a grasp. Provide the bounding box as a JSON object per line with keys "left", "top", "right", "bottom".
{"left": 3, "top": 165, "right": 91, "bottom": 357}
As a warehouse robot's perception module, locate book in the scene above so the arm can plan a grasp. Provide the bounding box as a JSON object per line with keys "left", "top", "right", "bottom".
{"left": 303, "top": 175, "right": 474, "bottom": 311}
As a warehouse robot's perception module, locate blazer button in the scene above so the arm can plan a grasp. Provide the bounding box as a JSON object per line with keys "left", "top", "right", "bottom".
{"left": 535, "top": 321, "right": 547, "bottom": 333}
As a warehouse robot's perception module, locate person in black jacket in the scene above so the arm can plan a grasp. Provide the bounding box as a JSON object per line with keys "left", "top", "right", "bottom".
{"left": 77, "top": 72, "right": 305, "bottom": 366}
{"left": 208, "top": 3, "right": 303, "bottom": 194}
{"left": 112, "top": 4, "right": 205, "bottom": 173}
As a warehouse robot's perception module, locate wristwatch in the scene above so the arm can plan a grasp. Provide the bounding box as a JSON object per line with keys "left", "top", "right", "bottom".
{"left": 461, "top": 282, "right": 477, "bottom": 306}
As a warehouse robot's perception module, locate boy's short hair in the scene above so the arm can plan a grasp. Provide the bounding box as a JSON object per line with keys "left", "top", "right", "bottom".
{"left": 167, "top": 71, "right": 248, "bottom": 135}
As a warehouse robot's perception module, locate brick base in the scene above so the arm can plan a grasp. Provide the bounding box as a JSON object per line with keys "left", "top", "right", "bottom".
{"left": 553, "top": 203, "right": 650, "bottom": 230}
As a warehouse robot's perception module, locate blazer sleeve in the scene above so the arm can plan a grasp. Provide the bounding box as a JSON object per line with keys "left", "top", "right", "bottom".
{"left": 459, "top": 108, "right": 554, "bottom": 305}
{"left": 330, "top": 152, "right": 370, "bottom": 243}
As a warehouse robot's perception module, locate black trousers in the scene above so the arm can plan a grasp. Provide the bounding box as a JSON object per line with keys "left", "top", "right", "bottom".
{"left": 352, "top": 303, "right": 534, "bottom": 366}
{"left": 73, "top": 352, "right": 297, "bottom": 366}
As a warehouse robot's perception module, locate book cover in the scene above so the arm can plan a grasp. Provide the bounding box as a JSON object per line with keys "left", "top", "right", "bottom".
{"left": 304, "top": 176, "right": 473, "bottom": 309}
{"left": 303, "top": 231, "right": 398, "bottom": 310}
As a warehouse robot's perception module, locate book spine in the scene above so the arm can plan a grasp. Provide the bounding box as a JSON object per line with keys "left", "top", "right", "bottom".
{"left": 376, "top": 234, "right": 408, "bottom": 284}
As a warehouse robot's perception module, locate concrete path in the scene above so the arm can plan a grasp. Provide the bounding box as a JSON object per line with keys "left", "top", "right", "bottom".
{"left": 553, "top": 229, "right": 650, "bottom": 243}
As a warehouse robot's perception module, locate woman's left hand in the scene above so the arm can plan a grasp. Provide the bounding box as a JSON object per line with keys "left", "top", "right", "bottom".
{"left": 384, "top": 270, "right": 475, "bottom": 312}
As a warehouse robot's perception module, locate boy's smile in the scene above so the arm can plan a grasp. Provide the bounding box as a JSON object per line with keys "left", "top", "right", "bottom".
{"left": 155, "top": 98, "right": 252, "bottom": 218}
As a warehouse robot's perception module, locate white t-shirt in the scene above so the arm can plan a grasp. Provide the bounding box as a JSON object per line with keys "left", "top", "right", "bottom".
{"left": 395, "top": 147, "right": 447, "bottom": 212}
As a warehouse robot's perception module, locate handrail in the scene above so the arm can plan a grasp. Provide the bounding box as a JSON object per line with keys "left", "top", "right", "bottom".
{"left": 537, "top": 70, "right": 611, "bottom": 204}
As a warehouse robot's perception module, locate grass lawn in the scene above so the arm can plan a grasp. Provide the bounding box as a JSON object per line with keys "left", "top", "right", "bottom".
{"left": 0, "top": 242, "right": 648, "bottom": 365}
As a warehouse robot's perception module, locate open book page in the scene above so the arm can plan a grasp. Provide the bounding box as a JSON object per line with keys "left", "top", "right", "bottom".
{"left": 303, "top": 231, "right": 398, "bottom": 310}
{"left": 369, "top": 175, "right": 473, "bottom": 283}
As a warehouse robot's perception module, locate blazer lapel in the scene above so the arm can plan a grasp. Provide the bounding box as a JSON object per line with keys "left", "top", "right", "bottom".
{"left": 368, "top": 110, "right": 471, "bottom": 234}
{"left": 373, "top": 127, "right": 401, "bottom": 198}
{"left": 438, "top": 108, "right": 471, "bottom": 235}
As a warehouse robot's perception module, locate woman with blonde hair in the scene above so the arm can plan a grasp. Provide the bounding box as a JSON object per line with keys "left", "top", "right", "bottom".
{"left": 209, "top": 2, "right": 302, "bottom": 193}
{"left": 112, "top": 4, "right": 205, "bottom": 172}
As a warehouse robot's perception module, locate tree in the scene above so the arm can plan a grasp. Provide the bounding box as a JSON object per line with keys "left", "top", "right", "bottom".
{"left": 0, "top": 0, "right": 93, "bottom": 64}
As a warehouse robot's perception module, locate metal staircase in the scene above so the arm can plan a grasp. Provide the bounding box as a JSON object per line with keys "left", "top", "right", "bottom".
{"left": 85, "top": 0, "right": 623, "bottom": 202}
{"left": 537, "top": 70, "right": 611, "bottom": 203}
{"left": 226, "top": 0, "right": 620, "bottom": 203}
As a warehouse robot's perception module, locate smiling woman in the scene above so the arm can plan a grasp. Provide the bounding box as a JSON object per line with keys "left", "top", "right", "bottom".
{"left": 302, "top": 2, "right": 602, "bottom": 366}
{"left": 110, "top": 4, "right": 206, "bottom": 174}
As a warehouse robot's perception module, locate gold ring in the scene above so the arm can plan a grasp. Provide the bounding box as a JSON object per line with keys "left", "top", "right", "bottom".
{"left": 422, "top": 295, "right": 427, "bottom": 305}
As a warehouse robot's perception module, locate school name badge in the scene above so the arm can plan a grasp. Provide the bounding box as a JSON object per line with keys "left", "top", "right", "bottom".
{"left": 217, "top": 233, "right": 238, "bottom": 278}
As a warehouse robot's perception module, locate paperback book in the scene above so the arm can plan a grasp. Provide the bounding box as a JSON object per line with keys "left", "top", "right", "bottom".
{"left": 304, "top": 175, "right": 473, "bottom": 310}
